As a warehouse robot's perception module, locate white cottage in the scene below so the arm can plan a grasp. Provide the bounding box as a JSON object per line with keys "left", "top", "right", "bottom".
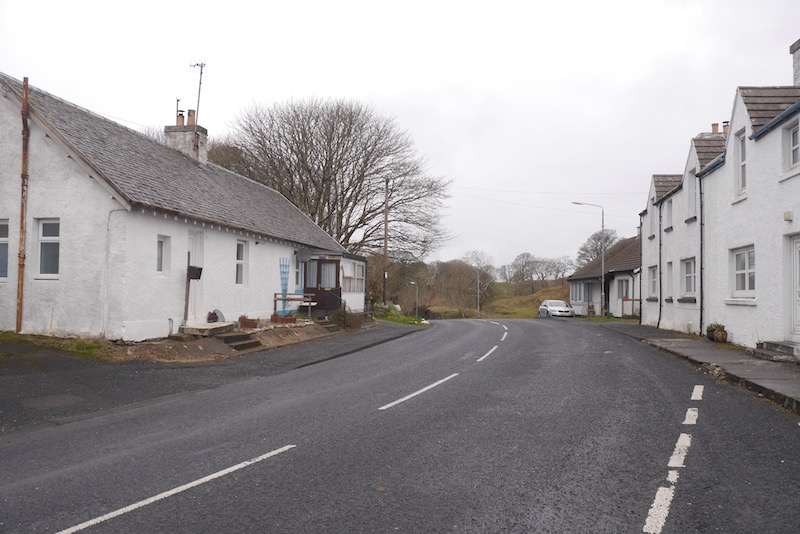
{"left": 568, "top": 236, "right": 641, "bottom": 318}
{"left": 0, "top": 73, "right": 366, "bottom": 341}
{"left": 640, "top": 38, "right": 800, "bottom": 350}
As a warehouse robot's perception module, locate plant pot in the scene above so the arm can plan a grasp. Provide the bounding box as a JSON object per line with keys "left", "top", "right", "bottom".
{"left": 713, "top": 330, "right": 727, "bottom": 343}
{"left": 707, "top": 330, "right": 715, "bottom": 341}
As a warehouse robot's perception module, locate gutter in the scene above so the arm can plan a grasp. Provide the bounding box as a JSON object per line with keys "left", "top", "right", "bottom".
{"left": 638, "top": 213, "right": 643, "bottom": 326}
{"left": 657, "top": 202, "right": 663, "bottom": 329}
{"left": 750, "top": 100, "right": 800, "bottom": 141}
{"left": 16, "top": 78, "right": 29, "bottom": 333}
{"left": 698, "top": 172, "right": 705, "bottom": 335}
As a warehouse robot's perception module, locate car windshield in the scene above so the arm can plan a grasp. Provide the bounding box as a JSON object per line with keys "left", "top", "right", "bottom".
{"left": 550, "top": 301, "right": 568, "bottom": 307}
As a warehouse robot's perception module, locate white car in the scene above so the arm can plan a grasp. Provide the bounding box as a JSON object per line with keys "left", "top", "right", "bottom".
{"left": 538, "top": 300, "right": 575, "bottom": 318}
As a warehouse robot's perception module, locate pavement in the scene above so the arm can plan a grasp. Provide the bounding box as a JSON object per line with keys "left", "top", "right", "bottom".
{"left": 2, "top": 319, "right": 799, "bottom": 439}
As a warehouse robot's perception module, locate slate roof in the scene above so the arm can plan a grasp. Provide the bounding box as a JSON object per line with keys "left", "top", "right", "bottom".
{"left": 0, "top": 73, "right": 346, "bottom": 253}
{"left": 652, "top": 174, "right": 682, "bottom": 202}
{"left": 568, "top": 236, "right": 640, "bottom": 282}
{"left": 692, "top": 133, "right": 727, "bottom": 170}
{"left": 739, "top": 86, "right": 800, "bottom": 135}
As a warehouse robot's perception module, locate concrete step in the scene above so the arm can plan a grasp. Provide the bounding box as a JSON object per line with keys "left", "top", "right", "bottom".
{"left": 759, "top": 341, "right": 800, "bottom": 358}
{"left": 180, "top": 322, "right": 235, "bottom": 337}
{"left": 217, "top": 332, "right": 255, "bottom": 345}
{"left": 750, "top": 344, "right": 800, "bottom": 364}
{"left": 316, "top": 320, "right": 340, "bottom": 333}
{"left": 228, "top": 339, "right": 263, "bottom": 351}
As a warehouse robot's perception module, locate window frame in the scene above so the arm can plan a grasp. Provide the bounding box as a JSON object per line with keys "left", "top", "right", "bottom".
{"left": 665, "top": 199, "right": 673, "bottom": 229}
{"left": 235, "top": 240, "right": 247, "bottom": 286}
{"left": 732, "top": 246, "right": 756, "bottom": 298}
{"left": 666, "top": 262, "right": 673, "bottom": 299}
{"left": 156, "top": 235, "right": 171, "bottom": 274}
{"left": 38, "top": 218, "right": 60, "bottom": 279}
{"left": 736, "top": 130, "right": 747, "bottom": 196}
{"left": 681, "top": 257, "right": 696, "bottom": 296}
{"left": 791, "top": 124, "right": 799, "bottom": 168}
{"left": 617, "top": 278, "right": 629, "bottom": 299}
{"left": 649, "top": 266, "right": 658, "bottom": 296}
{"left": 686, "top": 173, "right": 697, "bottom": 217}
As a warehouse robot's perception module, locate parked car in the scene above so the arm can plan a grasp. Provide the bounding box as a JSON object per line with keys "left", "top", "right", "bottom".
{"left": 538, "top": 300, "right": 575, "bottom": 318}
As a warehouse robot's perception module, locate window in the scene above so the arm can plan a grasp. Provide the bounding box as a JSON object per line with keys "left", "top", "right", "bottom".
{"left": 156, "top": 235, "right": 171, "bottom": 273}
{"left": 571, "top": 283, "right": 582, "bottom": 302}
{"left": 649, "top": 204, "right": 656, "bottom": 236}
{"left": 649, "top": 266, "right": 657, "bottom": 296}
{"left": 0, "top": 220, "right": 8, "bottom": 279}
{"left": 736, "top": 130, "right": 747, "bottom": 195}
{"left": 733, "top": 246, "right": 755, "bottom": 297}
{"left": 38, "top": 219, "right": 59, "bottom": 277}
{"left": 665, "top": 199, "right": 673, "bottom": 229}
{"left": 342, "top": 261, "right": 366, "bottom": 293}
{"left": 295, "top": 256, "right": 303, "bottom": 287}
{"left": 792, "top": 125, "right": 799, "bottom": 167}
{"left": 235, "top": 240, "right": 247, "bottom": 285}
{"left": 682, "top": 258, "right": 696, "bottom": 295}
{"left": 666, "top": 262, "right": 673, "bottom": 298}
{"left": 617, "top": 279, "right": 629, "bottom": 299}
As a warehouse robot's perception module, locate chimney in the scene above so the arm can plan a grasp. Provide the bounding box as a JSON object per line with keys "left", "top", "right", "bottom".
{"left": 722, "top": 121, "right": 729, "bottom": 134}
{"left": 164, "top": 109, "right": 208, "bottom": 164}
{"left": 711, "top": 123, "right": 719, "bottom": 134}
{"left": 792, "top": 38, "right": 800, "bottom": 86}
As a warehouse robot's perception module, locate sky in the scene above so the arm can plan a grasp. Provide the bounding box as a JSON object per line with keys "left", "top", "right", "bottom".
{"left": 2, "top": 0, "right": 799, "bottom": 268}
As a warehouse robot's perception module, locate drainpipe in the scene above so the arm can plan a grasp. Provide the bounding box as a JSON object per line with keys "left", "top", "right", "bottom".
{"left": 16, "top": 78, "right": 29, "bottom": 333}
{"left": 638, "top": 214, "right": 643, "bottom": 325}
{"left": 698, "top": 174, "right": 705, "bottom": 335}
{"left": 656, "top": 202, "right": 663, "bottom": 329}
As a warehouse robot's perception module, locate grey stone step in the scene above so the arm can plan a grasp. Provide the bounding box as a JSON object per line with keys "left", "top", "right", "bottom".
{"left": 229, "top": 339, "right": 263, "bottom": 351}
{"left": 217, "top": 332, "right": 255, "bottom": 345}
{"left": 759, "top": 341, "right": 800, "bottom": 357}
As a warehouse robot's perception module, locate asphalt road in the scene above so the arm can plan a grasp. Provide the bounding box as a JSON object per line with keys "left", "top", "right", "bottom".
{"left": 2, "top": 319, "right": 799, "bottom": 532}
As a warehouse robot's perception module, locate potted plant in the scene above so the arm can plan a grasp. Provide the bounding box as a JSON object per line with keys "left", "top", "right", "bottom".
{"left": 707, "top": 323, "right": 724, "bottom": 341}
{"left": 714, "top": 328, "right": 728, "bottom": 343}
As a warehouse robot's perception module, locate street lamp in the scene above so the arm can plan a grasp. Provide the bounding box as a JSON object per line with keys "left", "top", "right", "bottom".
{"left": 409, "top": 281, "right": 418, "bottom": 322}
{"left": 572, "top": 201, "right": 605, "bottom": 316}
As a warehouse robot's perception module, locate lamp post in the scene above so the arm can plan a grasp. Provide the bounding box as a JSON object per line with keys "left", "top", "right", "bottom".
{"left": 409, "top": 281, "right": 418, "bottom": 322}
{"left": 573, "top": 201, "right": 605, "bottom": 316}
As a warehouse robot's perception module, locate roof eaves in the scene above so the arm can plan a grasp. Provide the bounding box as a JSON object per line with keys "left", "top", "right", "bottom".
{"left": 697, "top": 153, "right": 725, "bottom": 178}
{"left": 750, "top": 100, "right": 800, "bottom": 141}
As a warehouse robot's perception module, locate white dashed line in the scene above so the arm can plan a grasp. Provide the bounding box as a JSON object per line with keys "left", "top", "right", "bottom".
{"left": 379, "top": 374, "right": 459, "bottom": 411}
{"left": 56, "top": 445, "right": 296, "bottom": 534}
{"left": 667, "top": 433, "right": 692, "bottom": 468}
{"left": 501, "top": 332, "right": 508, "bottom": 341}
{"left": 691, "top": 385, "right": 704, "bottom": 401}
{"left": 477, "top": 346, "right": 498, "bottom": 362}
{"left": 643, "top": 486, "right": 675, "bottom": 533}
{"left": 682, "top": 408, "right": 698, "bottom": 425}
{"left": 502, "top": 324, "right": 508, "bottom": 331}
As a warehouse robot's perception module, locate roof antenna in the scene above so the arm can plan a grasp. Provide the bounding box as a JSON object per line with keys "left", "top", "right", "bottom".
{"left": 190, "top": 62, "right": 205, "bottom": 156}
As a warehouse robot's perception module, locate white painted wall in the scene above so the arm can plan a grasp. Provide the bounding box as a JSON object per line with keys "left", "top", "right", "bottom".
{"left": 640, "top": 181, "right": 660, "bottom": 327}
{"left": 702, "top": 91, "right": 800, "bottom": 347}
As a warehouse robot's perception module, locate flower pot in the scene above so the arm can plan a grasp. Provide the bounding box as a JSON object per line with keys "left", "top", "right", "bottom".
{"left": 713, "top": 330, "right": 727, "bottom": 343}
{"left": 707, "top": 330, "right": 715, "bottom": 341}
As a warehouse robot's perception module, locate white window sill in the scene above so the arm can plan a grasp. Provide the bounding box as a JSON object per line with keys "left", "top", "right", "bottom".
{"left": 779, "top": 166, "right": 800, "bottom": 183}
{"left": 725, "top": 298, "right": 756, "bottom": 306}
{"left": 731, "top": 193, "right": 748, "bottom": 205}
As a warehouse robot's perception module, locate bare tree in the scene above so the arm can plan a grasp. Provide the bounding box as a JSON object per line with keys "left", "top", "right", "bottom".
{"left": 551, "top": 255, "right": 575, "bottom": 284}
{"left": 511, "top": 252, "right": 536, "bottom": 294}
{"left": 576, "top": 229, "right": 619, "bottom": 267}
{"left": 210, "top": 99, "right": 451, "bottom": 259}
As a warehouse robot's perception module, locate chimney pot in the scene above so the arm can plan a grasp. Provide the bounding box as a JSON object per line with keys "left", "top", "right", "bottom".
{"left": 723, "top": 121, "right": 730, "bottom": 134}
{"left": 711, "top": 123, "right": 719, "bottom": 134}
{"left": 176, "top": 112, "right": 184, "bottom": 127}
{"left": 187, "top": 109, "right": 196, "bottom": 127}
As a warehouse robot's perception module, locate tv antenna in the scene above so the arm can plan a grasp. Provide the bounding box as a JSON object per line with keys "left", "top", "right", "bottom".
{"left": 190, "top": 62, "right": 205, "bottom": 155}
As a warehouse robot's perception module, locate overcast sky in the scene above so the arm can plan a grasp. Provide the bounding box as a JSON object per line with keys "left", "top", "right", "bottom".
{"left": 2, "top": 0, "right": 799, "bottom": 268}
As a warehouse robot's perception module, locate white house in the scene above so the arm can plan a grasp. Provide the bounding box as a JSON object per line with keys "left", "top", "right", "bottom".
{"left": 568, "top": 236, "right": 640, "bottom": 318}
{"left": 640, "top": 38, "right": 800, "bottom": 349}
{"left": 0, "top": 73, "right": 366, "bottom": 341}
{"left": 640, "top": 130, "right": 727, "bottom": 334}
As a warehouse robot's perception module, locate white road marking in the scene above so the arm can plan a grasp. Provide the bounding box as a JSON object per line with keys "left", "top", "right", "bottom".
{"left": 56, "top": 445, "right": 296, "bottom": 534}
{"left": 667, "top": 433, "right": 692, "bottom": 468}
{"left": 502, "top": 324, "right": 508, "bottom": 331}
{"left": 477, "top": 346, "right": 498, "bottom": 362}
{"left": 682, "top": 408, "right": 698, "bottom": 425}
{"left": 490, "top": 321, "right": 500, "bottom": 326}
{"left": 501, "top": 332, "right": 508, "bottom": 341}
{"left": 667, "top": 470, "right": 679, "bottom": 484}
{"left": 379, "top": 373, "right": 459, "bottom": 411}
{"left": 691, "top": 385, "right": 704, "bottom": 401}
{"left": 643, "top": 485, "right": 675, "bottom": 533}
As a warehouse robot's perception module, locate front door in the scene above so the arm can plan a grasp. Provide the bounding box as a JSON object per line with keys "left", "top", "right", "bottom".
{"left": 794, "top": 237, "right": 800, "bottom": 337}
{"left": 305, "top": 259, "right": 340, "bottom": 313}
